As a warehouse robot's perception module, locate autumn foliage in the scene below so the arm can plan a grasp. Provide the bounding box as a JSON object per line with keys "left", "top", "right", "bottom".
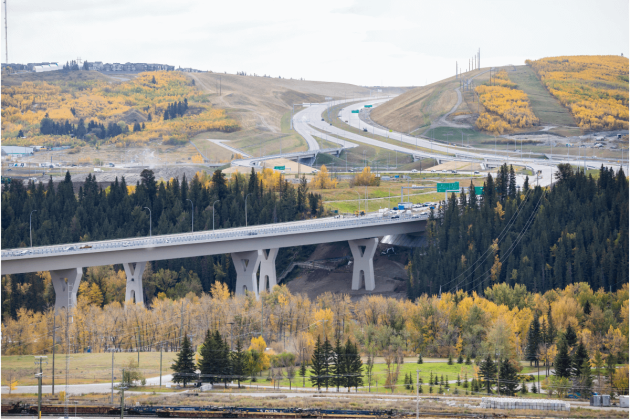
{"left": 351, "top": 167, "right": 380, "bottom": 187}
{"left": 1, "top": 71, "right": 239, "bottom": 146}
{"left": 310, "top": 165, "right": 338, "bottom": 189}
{"left": 475, "top": 71, "right": 539, "bottom": 134}
{"left": 527, "top": 55, "right": 629, "bottom": 131}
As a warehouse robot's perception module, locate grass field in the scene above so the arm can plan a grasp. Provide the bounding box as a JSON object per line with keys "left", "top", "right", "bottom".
{"left": 508, "top": 66, "right": 577, "bottom": 127}
{"left": 1, "top": 352, "right": 178, "bottom": 386}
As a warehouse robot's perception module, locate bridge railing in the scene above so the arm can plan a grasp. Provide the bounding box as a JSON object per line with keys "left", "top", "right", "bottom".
{"left": 2, "top": 213, "right": 429, "bottom": 259}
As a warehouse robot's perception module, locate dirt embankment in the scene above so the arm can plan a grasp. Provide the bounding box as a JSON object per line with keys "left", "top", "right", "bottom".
{"left": 285, "top": 242, "right": 409, "bottom": 301}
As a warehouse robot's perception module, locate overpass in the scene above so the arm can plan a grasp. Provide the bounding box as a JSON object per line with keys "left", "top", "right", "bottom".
{"left": 231, "top": 147, "right": 344, "bottom": 169}
{"left": 1, "top": 214, "right": 427, "bottom": 309}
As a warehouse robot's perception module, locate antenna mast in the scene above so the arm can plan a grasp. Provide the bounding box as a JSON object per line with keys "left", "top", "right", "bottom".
{"left": 4, "top": 0, "right": 7, "bottom": 63}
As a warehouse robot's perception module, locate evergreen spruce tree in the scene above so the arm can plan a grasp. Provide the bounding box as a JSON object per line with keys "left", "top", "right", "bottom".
{"left": 198, "top": 330, "right": 217, "bottom": 384}
{"left": 447, "top": 353, "right": 453, "bottom": 365}
{"left": 345, "top": 339, "right": 363, "bottom": 392}
{"left": 572, "top": 340, "right": 589, "bottom": 377}
{"left": 457, "top": 353, "right": 463, "bottom": 364}
{"left": 578, "top": 357, "right": 593, "bottom": 398}
{"left": 463, "top": 372, "right": 468, "bottom": 388}
{"left": 310, "top": 336, "right": 324, "bottom": 390}
{"left": 465, "top": 354, "right": 471, "bottom": 365}
{"left": 231, "top": 338, "right": 246, "bottom": 388}
{"left": 565, "top": 324, "right": 577, "bottom": 347}
{"left": 444, "top": 375, "right": 450, "bottom": 389}
{"left": 479, "top": 354, "right": 497, "bottom": 394}
{"left": 417, "top": 353, "right": 423, "bottom": 364}
{"left": 440, "top": 374, "right": 444, "bottom": 386}
{"left": 554, "top": 336, "right": 572, "bottom": 378}
{"left": 332, "top": 338, "right": 345, "bottom": 392}
{"left": 525, "top": 315, "right": 541, "bottom": 366}
{"left": 321, "top": 337, "right": 334, "bottom": 390}
{"left": 172, "top": 334, "right": 196, "bottom": 387}
{"left": 520, "top": 379, "right": 528, "bottom": 394}
{"left": 457, "top": 374, "right": 461, "bottom": 386}
{"left": 498, "top": 358, "right": 518, "bottom": 396}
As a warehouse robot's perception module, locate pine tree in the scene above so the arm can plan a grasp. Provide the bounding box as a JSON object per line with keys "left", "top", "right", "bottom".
{"left": 321, "top": 337, "right": 334, "bottom": 390}
{"left": 345, "top": 339, "right": 363, "bottom": 392}
{"left": 463, "top": 372, "right": 468, "bottom": 388}
{"left": 578, "top": 357, "right": 593, "bottom": 398}
{"left": 572, "top": 340, "right": 589, "bottom": 377}
{"left": 457, "top": 353, "right": 464, "bottom": 364}
{"left": 232, "top": 338, "right": 246, "bottom": 388}
{"left": 479, "top": 354, "right": 497, "bottom": 394}
{"left": 417, "top": 353, "right": 423, "bottom": 364}
{"left": 520, "top": 379, "right": 528, "bottom": 394}
{"left": 525, "top": 314, "right": 541, "bottom": 366}
{"left": 299, "top": 362, "right": 307, "bottom": 387}
{"left": 198, "top": 330, "right": 217, "bottom": 383}
{"left": 465, "top": 354, "right": 471, "bottom": 365}
{"left": 457, "top": 374, "right": 461, "bottom": 386}
{"left": 332, "top": 338, "right": 345, "bottom": 392}
{"left": 310, "top": 336, "right": 324, "bottom": 390}
{"left": 172, "top": 334, "right": 196, "bottom": 387}
{"left": 448, "top": 353, "right": 453, "bottom": 365}
{"left": 498, "top": 358, "right": 518, "bottom": 396}
{"left": 565, "top": 324, "right": 577, "bottom": 347}
{"left": 554, "top": 336, "right": 572, "bottom": 378}
{"left": 444, "top": 375, "right": 450, "bottom": 389}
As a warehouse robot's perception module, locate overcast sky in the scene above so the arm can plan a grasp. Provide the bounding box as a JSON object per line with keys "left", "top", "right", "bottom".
{"left": 3, "top": 0, "right": 628, "bottom": 86}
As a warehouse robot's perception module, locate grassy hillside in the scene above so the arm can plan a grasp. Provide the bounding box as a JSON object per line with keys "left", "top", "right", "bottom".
{"left": 370, "top": 74, "right": 460, "bottom": 133}
{"left": 508, "top": 66, "right": 577, "bottom": 127}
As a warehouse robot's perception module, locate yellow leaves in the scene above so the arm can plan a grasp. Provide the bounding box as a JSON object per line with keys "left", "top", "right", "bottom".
{"left": 494, "top": 202, "right": 505, "bottom": 220}
{"left": 550, "top": 295, "right": 580, "bottom": 331}
{"left": 613, "top": 364, "right": 629, "bottom": 393}
{"left": 490, "top": 255, "right": 502, "bottom": 282}
{"left": 260, "top": 167, "right": 284, "bottom": 190}
{"left": 311, "top": 307, "right": 334, "bottom": 340}
{"left": 249, "top": 335, "right": 267, "bottom": 353}
{"left": 210, "top": 281, "right": 231, "bottom": 301}
{"left": 603, "top": 325, "right": 625, "bottom": 355}
{"left": 475, "top": 83, "right": 539, "bottom": 133}
{"left": 529, "top": 55, "right": 629, "bottom": 130}
{"left": 310, "top": 165, "right": 338, "bottom": 189}
{"left": 352, "top": 167, "right": 379, "bottom": 187}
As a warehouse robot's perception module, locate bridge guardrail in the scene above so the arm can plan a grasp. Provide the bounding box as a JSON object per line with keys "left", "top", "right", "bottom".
{"left": 2, "top": 214, "right": 428, "bottom": 260}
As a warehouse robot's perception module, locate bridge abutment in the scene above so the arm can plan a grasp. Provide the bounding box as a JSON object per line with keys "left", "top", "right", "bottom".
{"left": 348, "top": 238, "right": 378, "bottom": 291}
{"left": 232, "top": 250, "right": 262, "bottom": 298}
{"left": 123, "top": 262, "right": 146, "bottom": 306}
{"left": 259, "top": 248, "right": 278, "bottom": 292}
{"left": 50, "top": 267, "right": 83, "bottom": 310}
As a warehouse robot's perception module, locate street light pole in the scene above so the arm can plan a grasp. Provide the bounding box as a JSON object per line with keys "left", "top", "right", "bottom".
{"left": 245, "top": 193, "right": 253, "bottom": 227}
{"left": 143, "top": 207, "right": 151, "bottom": 237}
{"left": 30, "top": 209, "right": 37, "bottom": 247}
{"left": 186, "top": 199, "right": 193, "bottom": 233}
{"left": 212, "top": 200, "right": 220, "bottom": 232}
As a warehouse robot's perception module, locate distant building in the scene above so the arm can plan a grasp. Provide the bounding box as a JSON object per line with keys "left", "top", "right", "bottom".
{"left": 7, "top": 60, "right": 197, "bottom": 73}
{"left": 33, "top": 64, "right": 61, "bottom": 73}
{"left": 1, "top": 146, "right": 34, "bottom": 155}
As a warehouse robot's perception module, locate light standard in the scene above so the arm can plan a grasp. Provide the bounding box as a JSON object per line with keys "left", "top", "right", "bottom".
{"left": 245, "top": 193, "right": 253, "bottom": 226}
{"left": 212, "top": 200, "right": 220, "bottom": 232}
{"left": 143, "top": 207, "right": 151, "bottom": 237}
{"left": 30, "top": 209, "right": 37, "bottom": 247}
{"left": 354, "top": 190, "right": 361, "bottom": 215}
{"left": 186, "top": 199, "right": 194, "bottom": 233}
{"left": 445, "top": 132, "right": 453, "bottom": 154}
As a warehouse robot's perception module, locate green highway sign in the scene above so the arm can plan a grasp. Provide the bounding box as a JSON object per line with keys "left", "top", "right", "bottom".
{"left": 351, "top": 110, "right": 360, "bottom": 113}
{"left": 474, "top": 186, "right": 484, "bottom": 195}
{"left": 273, "top": 166, "right": 285, "bottom": 170}
{"left": 437, "top": 182, "right": 459, "bottom": 192}
{"left": 364, "top": 105, "right": 373, "bottom": 108}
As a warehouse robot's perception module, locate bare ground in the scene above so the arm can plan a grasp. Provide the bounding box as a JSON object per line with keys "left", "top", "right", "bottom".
{"left": 285, "top": 242, "right": 409, "bottom": 301}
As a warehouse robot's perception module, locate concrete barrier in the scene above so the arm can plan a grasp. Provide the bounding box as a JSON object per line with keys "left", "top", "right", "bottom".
{"left": 480, "top": 397, "right": 570, "bottom": 411}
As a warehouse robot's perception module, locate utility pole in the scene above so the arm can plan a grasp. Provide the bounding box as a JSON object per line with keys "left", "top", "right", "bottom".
{"left": 4, "top": 0, "right": 7, "bottom": 63}
{"left": 179, "top": 300, "right": 184, "bottom": 349}
{"left": 120, "top": 371, "right": 126, "bottom": 419}
{"left": 35, "top": 356, "right": 47, "bottom": 419}
{"left": 110, "top": 347, "right": 115, "bottom": 404}
{"left": 416, "top": 370, "right": 420, "bottom": 419}
{"left": 159, "top": 345, "right": 163, "bottom": 388}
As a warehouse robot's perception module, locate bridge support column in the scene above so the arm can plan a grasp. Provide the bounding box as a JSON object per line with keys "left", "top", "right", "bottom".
{"left": 50, "top": 268, "right": 82, "bottom": 311}
{"left": 348, "top": 238, "right": 378, "bottom": 291}
{"left": 123, "top": 262, "right": 146, "bottom": 306}
{"left": 231, "top": 251, "right": 262, "bottom": 298}
{"left": 259, "top": 248, "right": 279, "bottom": 293}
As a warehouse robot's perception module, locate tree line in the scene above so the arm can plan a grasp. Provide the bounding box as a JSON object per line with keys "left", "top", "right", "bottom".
{"left": 39, "top": 116, "right": 145, "bottom": 140}
{"left": 408, "top": 164, "right": 628, "bottom": 298}
{"left": 1, "top": 168, "right": 324, "bottom": 318}
{"left": 163, "top": 99, "right": 189, "bottom": 120}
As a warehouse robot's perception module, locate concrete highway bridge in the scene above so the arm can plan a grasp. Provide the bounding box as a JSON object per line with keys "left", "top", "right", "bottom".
{"left": 1, "top": 214, "right": 427, "bottom": 310}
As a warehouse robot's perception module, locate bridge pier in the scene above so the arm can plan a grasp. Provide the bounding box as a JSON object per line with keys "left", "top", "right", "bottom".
{"left": 123, "top": 262, "right": 146, "bottom": 306}
{"left": 348, "top": 238, "right": 378, "bottom": 291}
{"left": 231, "top": 250, "right": 262, "bottom": 298}
{"left": 259, "top": 248, "right": 279, "bottom": 293}
{"left": 50, "top": 267, "right": 82, "bottom": 311}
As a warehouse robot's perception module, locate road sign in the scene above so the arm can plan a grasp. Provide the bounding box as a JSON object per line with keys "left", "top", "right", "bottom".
{"left": 351, "top": 110, "right": 360, "bottom": 114}
{"left": 364, "top": 105, "right": 373, "bottom": 108}
{"left": 474, "top": 186, "right": 484, "bottom": 195}
{"left": 273, "top": 166, "right": 285, "bottom": 171}
{"left": 437, "top": 182, "right": 459, "bottom": 192}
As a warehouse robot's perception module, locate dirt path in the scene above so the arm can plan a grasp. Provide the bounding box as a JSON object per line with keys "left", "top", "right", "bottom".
{"left": 433, "top": 69, "right": 492, "bottom": 129}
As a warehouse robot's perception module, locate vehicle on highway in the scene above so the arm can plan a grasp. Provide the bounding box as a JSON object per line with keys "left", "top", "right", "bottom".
{"left": 311, "top": 169, "right": 318, "bottom": 173}
{"left": 80, "top": 244, "right": 92, "bottom": 249}
{"left": 451, "top": 170, "right": 457, "bottom": 174}
{"left": 411, "top": 169, "right": 418, "bottom": 173}
{"left": 474, "top": 171, "right": 480, "bottom": 175}
{"left": 381, "top": 247, "right": 395, "bottom": 255}
{"left": 430, "top": 170, "right": 436, "bottom": 173}
{"left": 15, "top": 249, "right": 30, "bottom": 256}
{"left": 63, "top": 246, "right": 77, "bottom": 251}
{"left": 363, "top": 128, "right": 368, "bottom": 132}
{"left": 391, "top": 214, "right": 400, "bottom": 219}
{"left": 109, "top": 163, "right": 115, "bottom": 167}
{"left": 321, "top": 118, "right": 324, "bottom": 121}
